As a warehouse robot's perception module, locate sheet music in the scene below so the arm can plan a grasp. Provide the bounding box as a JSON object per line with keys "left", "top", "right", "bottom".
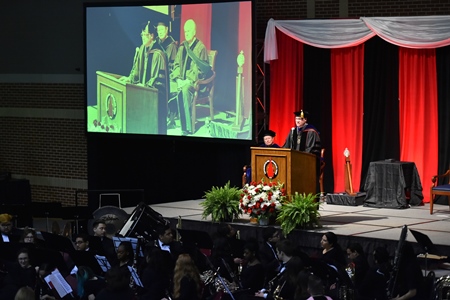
{"left": 128, "top": 266, "right": 143, "bottom": 287}
{"left": 95, "top": 255, "right": 111, "bottom": 272}
{"left": 44, "top": 268, "right": 73, "bottom": 298}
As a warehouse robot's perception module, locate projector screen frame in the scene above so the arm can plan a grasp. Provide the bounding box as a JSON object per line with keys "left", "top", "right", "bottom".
{"left": 83, "top": 0, "right": 256, "bottom": 145}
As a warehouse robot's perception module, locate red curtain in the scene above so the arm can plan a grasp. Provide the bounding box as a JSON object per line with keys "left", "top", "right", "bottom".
{"left": 180, "top": 4, "right": 212, "bottom": 49}
{"left": 331, "top": 45, "right": 365, "bottom": 193}
{"left": 269, "top": 30, "right": 304, "bottom": 146}
{"left": 399, "top": 48, "right": 438, "bottom": 203}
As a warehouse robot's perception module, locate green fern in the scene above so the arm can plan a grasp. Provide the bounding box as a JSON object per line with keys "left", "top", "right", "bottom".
{"left": 276, "top": 192, "right": 321, "bottom": 236}
{"left": 200, "top": 181, "right": 242, "bottom": 222}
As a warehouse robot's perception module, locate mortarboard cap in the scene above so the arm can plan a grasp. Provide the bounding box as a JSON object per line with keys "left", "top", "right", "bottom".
{"left": 294, "top": 110, "right": 309, "bottom": 119}
{"left": 263, "top": 130, "right": 276, "bottom": 138}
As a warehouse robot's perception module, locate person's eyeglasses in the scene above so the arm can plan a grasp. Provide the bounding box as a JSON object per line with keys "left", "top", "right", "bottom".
{"left": 0, "top": 223, "right": 12, "bottom": 227}
{"left": 75, "top": 241, "right": 85, "bottom": 245}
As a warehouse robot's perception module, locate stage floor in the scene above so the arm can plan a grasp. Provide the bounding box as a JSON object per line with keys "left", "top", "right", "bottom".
{"left": 138, "top": 199, "right": 450, "bottom": 248}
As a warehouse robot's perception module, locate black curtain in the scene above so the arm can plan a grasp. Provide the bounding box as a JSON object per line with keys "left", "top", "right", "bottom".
{"left": 360, "top": 36, "right": 400, "bottom": 190}
{"left": 303, "top": 44, "right": 333, "bottom": 192}
{"left": 435, "top": 46, "right": 450, "bottom": 204}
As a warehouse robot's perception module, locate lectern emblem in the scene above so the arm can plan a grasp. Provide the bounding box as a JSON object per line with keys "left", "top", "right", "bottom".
{"left": 263, "top": 159, "right": 278, "bottom": 179}
{"left": 106, "top": 93, "right": 117, "bottom": 120}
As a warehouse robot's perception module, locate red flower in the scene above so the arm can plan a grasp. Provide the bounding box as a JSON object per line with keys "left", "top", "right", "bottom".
{"left": 247, "top": 195, "right": 251, "bottom": 200}
{"left": 269, "top": 208, "right": 275, "bottom": 213}
{"left": 271, "top": 202, "right": 276, "bottom": 207}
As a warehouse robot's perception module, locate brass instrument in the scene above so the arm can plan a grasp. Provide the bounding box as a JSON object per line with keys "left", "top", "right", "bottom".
{"left": 436, "top": 275, "right": 450, "bottom": 300}
{"left": 272, "top": 280, "right": 286, "bottom": 300}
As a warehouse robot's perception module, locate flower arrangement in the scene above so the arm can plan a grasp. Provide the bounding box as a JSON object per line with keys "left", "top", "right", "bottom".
{"left": 240, "top": 180, "right": 286, "bottom": 220}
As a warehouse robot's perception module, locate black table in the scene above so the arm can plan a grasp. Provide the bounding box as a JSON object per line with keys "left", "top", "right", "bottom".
{"left": 363, "top": 160, "right": 423, "bottom": 208}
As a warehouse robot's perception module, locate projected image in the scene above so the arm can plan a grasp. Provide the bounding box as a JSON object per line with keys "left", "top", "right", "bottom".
{"left": 85, "top": 2, "right": 253, "bottom": 140}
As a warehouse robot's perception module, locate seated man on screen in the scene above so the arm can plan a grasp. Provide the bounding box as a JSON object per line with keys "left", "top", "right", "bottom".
{"left": 170, "top": 19, "right": 212, "bottom": 135}
{"left": 259, "top": 129, "right": 280, "bottom": 148}
{"left": 283, "top": 110, "right": 321, "bottom": 156}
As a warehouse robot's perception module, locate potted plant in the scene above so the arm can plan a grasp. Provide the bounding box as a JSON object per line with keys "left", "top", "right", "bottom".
{"left": 276, "top": 192, "right": 321, "bottom": 236}
{"left": 201, "top": 181, "right": 242, "bottom": 222}
{"left": 240, "top": 180, "right": 286, "bottom": 225}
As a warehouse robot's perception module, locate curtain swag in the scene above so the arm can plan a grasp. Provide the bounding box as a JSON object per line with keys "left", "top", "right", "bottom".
{"left": 264, "top": 16, "right": 450, "bottom": 62}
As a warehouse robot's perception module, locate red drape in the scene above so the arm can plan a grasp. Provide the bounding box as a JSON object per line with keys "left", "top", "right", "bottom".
{"left": 269, "top": 30, "right": 304, "bottom": 147}
{"left": 399, "top": 48, "right": 438, "bottom": 203}
{"left": 180, "top": 4, "right": 212, "bottom": 49}
{"left": 331, "top": 45, "right": 365, "bottom": 193}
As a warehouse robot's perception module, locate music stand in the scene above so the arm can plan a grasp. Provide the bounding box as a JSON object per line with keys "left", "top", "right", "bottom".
{"left": 40, "top": 231, "right": 75, "bottom": 254}
{"left": 410, "top": 229, "right": 445, "bottom": 276}
{"left": 70, "top": 250, "right": 104, "bottom": 276}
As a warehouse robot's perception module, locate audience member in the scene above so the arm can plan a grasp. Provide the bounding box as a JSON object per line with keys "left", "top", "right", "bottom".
{"left": 14, "top": 286, "right": 35, "bottom": 300}
{"left": 358, "top": 246, "right": 391, "bottom": 300}
{"left": 239, "top": 241, "right": 265, "bottom": 293}
{"left": 306, "top": 274, "right": 333, "bottom": 300}
{"left": 74, "top": 233, "right": 91, "bottom": 252}
{"left": 95, "top": 267, "right": 134, "bottom": 300}
{"left": 346, "top": 242, "right": 369, "bottom": 289}
{"left": 320, "top": 232, "right": 346, "bottom": 269}
{"left": 1, "top": 248, "right": 36, "bottom": 299}
{"left": 0, "top": 213, "right": 19, "bottom": 243}
{"left": 390, "top": 241, "right": 423, "bottom": 300}
{"left": 139, "top": 246, "right": 170, "bottom": 300}
{"left": 76, "top": 265, "right": 106, "bottom": 300}
{"left": 172, "top": 253, "right": 202, "bottom": 300}
{"left": 259, "top": 227, "right": 281, "bottom": 285}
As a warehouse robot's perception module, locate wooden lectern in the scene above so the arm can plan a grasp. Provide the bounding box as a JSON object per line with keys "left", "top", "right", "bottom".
{"left": 250, "top": 147, "right": 317, "bottom": 197}
{"left": 96, "top": 71, "right": 165, "bottom": 134}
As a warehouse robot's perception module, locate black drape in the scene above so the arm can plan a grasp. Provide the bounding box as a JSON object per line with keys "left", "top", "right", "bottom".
{"left": 435, "top": 46, "right": 450, "bottom": 204}
{"left": 360, "top": 36, "right": 400, "bottom": 190}
{"left": 303, "top": 44, "right": 333, "bottom": 192}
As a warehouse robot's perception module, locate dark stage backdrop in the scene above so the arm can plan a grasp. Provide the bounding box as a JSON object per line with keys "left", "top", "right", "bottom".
{"left": 87, "top": 136, "right": 251, "bottom": 211}
{"left": 269, "top": 30, "right": 448, "bottom": 203}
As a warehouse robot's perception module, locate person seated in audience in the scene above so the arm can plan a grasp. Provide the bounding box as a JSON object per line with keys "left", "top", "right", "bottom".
{"left": 259, "top": 227, "right": 281, "bottom": 285}
{"left": 255, "top": 240, "right": 305, "bottom": 300}
{"left": 346, "top": 242, "right": 369, "bottom": 290}
{"left": 115, "top": 241, "right": 134, "bottom": 270}
{"left": 390, "top": 241, "right": 423, "bottom": 300}
{"left": 306, "top": 274, "right": 333, "bottom": 300}
{"left": 139, "top": 246, "right": 171, "bottom": 300}
{"left": 0, "top": 213, "right": 20, "bottom": 243}
{"left": 210, "top": 232, "right": 238, "bottom": 285}
{"left": 91, "top": 219, "right": 117, "bottom": 265}
{"left": 172, "top": 253, "right": 202, "bottom": 300}
{"left": 239, "top": 240, "right": 265, "bottom": 293}
{"left": 294, "top": 269, "right": 313, "bottom": 300}
{"left": 19, "top": 227, "right": 45, "bottom": 248}
{"left": 154, "top": 224, "right": 183, "bottom": 278}
{"left": 320, "top": 232, "right": 346, "bottom": 269}
{"left": 358, "top": 246, "right": 391, "bottom": 300}
{"left": 1, "top": 248, "right": 36, "bottom": 299}
{"left": 14, "top": 286, "right": 35, "bottom": 300}
{"left": 74, "top": 233, "right": 91, "bottom": 252}
{"left": 95, "top": 267, "right": 134, "bottom": 300}
{"left": 76, "top": 265, "right": 106, "bottom": 300}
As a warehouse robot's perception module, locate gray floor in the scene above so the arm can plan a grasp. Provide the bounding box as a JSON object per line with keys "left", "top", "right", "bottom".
{"left": 134, "top": 199, "right": 450, "bottom": 247}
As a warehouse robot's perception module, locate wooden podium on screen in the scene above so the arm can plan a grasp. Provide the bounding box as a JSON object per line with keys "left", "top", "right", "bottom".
{"left": 96, "top": 71, "right": 165, "bottom": 134}
{"left": 250, "top": 147, "right": 317, "bottom": 197}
